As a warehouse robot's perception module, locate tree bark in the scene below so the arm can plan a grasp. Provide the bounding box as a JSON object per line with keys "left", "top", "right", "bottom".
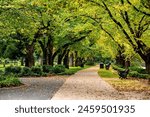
{"left": 47, "top": 36, "right": 54, "bottom": 66}
{"left": 25, "top": 44, "right": 35, "bottom": 67}
{"left": 63, "top": 50, "right": 70, "bottom": 69}
{"left": 69, "top": 53, "right": 74, "bottom": 67}
{"left": 145, "top": 53, "right": 150, "bottom": 74}
{"left": 57, "top": 54, "right": 63, "bottom": 64}
{"left": 125, "top": 59, "right": 130, "bottom": 68}
{"left": 75, "top": 51, "right": 79, "bottom": 67}
{"left": 21, "top": 57, "right": 24, "bottom": 66}
{"left": 42, "top": 49, "right": 49, "bottom": 65}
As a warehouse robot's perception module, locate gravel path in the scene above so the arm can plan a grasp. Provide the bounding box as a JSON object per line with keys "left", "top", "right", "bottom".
{"left": 0, "top": 76, "right": 67, "bottom": 100}
{"left": 52, "top": 66, "right": 126, "bottom": 100}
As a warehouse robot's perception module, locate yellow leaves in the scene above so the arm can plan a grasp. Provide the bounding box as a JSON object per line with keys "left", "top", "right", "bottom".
{"left": 105, "top": 78, "right": 150, "bottom": 92}
{"left": 113, "top": 3, "right": 130, "bottom": 12}
{"left": 132, "top": 0, "right": 141, "bottom": 5}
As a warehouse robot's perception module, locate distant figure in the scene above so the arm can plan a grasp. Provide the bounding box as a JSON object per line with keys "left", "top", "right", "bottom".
{"left": 118, "top": 69, "right": 129, "bottom": 79}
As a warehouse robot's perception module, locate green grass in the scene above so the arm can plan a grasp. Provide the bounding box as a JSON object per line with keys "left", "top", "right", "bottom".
{"left": 98, "top": 68, "right": 150, "bottom": 92}
{"left": 58, "top": 65, "right": 91, "bottom": 75}
{"left": 98, "top": 68, "right": 119, "bottom": 78}
{"left": 0, "top": 75, "right": 22, "bottom": 88}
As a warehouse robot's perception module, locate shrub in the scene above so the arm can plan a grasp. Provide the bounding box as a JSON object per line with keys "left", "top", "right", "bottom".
{"left": 21, "top": 67, "right": 32, "bottom": 76}
{"left": 53, "top": 65, "right": 65, "bottom": 74}
{"left": 129, "top": 71, "right": 149, "bottom": 79}
{"left": 86, "top": 61, "right": 95, "bottom": 66}
{"left": 128, "top": 71, "right": 139, "bottom": 77}
{"left": 112, "top": 64, "right": 125, "bottom": 71}
{"left": 0, "top": 70, "right": 4, "bottom": 75}
{"left": 58, "top": 70, "right": 75, "bottom": 75}
{"left": 129, "top": 66, "right": 147, "bottom": 74}
{"left": 5, "top": 66, "right": 12, "bottom": 74}
{"left": 42, "top": 65, "right": 53, "bottom": 73}
{"left": 41, "top": 72, "right": 48, "bottom": 77}
{"left": 5, "top": 66, "right": 22, "bottom": 74}
{"left": 0, "top": 76, "right": 21, "bottom": 88}
{"left": 0, "top": 75, "right": 6, "bottom": 81}
{"left": 138, "top": 74, "right": 149, "bottom": 79}
{"left": 31, "top": 66, "right": 43, "bottom": 75}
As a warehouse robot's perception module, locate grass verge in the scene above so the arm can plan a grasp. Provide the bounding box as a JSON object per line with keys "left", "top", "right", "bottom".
{"left": 58, "top": 65, "right": 91, "bottom": 75}
{"left": 98, "top": 68, "right": 150, "bottom": 92}
{"left": 98, "top": 68, "right": 118, "bottom": 78}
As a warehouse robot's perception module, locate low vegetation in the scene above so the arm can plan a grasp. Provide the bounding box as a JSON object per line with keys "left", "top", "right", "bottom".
{"left": 98, "top": 68, "right": 118, "bottom": 78}
{"left": 98, "top": 68, "right": 150, "bottom": 92}
{"left": 0, "top": 75, "right": 22, "bottom": 88}
{"left": 59, "top": 66, "right": 90, "bottom": 75}
{"left": 2, "top": 65, "right": 90, "bottom": 77}
{"left": 0, "top": 64, "right": 90, "bottom": 88}
{"left": 112, "top": 64, "right": 150, "bottom": 79}
{"left": 104, "top": 78, "right": 150, "bottom": 92}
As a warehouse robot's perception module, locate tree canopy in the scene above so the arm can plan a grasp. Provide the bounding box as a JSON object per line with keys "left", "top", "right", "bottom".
{"left": 0, "top": 0, "right": 150, "bottom": 73}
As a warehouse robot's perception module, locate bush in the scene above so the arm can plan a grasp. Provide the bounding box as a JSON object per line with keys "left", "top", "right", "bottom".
{"left": 0, "top": 75, "right": 6, "bottom": 81}
{"left": 42, "top": 65, "right": 54, "bottom": 73}
{"left": 138, "top": 74, "right": 149, "bottom": 79}
{"left": 53, "top": 65, "right": 65, "bottom": 74}
{"left": 129, "top": 71, "right": 149, "bottom": 79}
{"left": 0, "top": 70, "right": 4, "bottom": 75}
{"left": 129, "top": 66, "right": 147, "bottom": 74}
{"left": 112, "top": 64, "right": 125, "bottom": 71}
{"left": 58, "top": 70, "right": 75, "bottom": 75}
{"left": 21, "top": 67, "right": 32, "bottom": 76}
{"left": 0, "top": 75, "right": 21, "bottom": 88}
{"left": 41, "top": 72, "right": 48, "bottom": 77}
{"left": 5, "top": 66, "right": 22, "bottom": 74}
{"left": 31, "top": 66, "right": 43, "bottom": 75}
{"left": 5, "top": 66, "right": 12, "bottom": 74}
{"left": 85, "top": 61, "right": 95, "bottom": 66}
{"left": 128, "top": 71, "right": 139, "bottom": 77}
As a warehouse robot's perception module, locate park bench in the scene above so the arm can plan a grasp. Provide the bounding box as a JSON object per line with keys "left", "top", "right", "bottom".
{"left": 105, "top": 63, "right": 111, "bottom": 70}
{"left": 118, "top": 69, "right": 129, "bottom": 79}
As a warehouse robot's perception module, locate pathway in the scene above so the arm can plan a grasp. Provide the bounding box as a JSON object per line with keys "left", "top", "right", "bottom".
{"left": 52, "top": 66, "right": 126, "bottom": 100}
{"left": 0, "top": 76, "right": 67, "bottom": 100}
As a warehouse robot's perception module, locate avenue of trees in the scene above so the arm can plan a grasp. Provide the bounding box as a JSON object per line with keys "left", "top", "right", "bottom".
{"left": 0, "top": 0, "right": 150, "bottom": 73}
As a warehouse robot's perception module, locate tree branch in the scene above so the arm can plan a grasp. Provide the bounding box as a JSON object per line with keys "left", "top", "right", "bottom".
{"left": 126, "top": 0, "right": 150, "bottom": 16}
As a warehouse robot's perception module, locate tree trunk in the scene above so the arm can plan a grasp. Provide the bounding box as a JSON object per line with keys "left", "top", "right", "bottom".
{"left": 145, "top": 59, "right": 150, "bottom": 74}
{"left": 57, "top": 49, "right": 68, "bottom": 65}
{"left": 42, "top": 49, "right": 49, "bottom": 65}
{"left": 79, "top": 58, "right": 85, "bottom": 68}
{"left": 21, "top": 57, "right": 24, "bottom": 66}
{"left": 115, "top": 56, "right": 125, "bottom": 67}
{"left": 115, "top": 49, "right": 126, "bottom": 67}
{"left": 57, "top": 54, "right": 63, "bottom": 64}
{"left": 75, "top": 51, "right": 78, "bottom": 67}
{"left": 25, "top": 44, "right": 35, "bottom": 67}
{"left": 125, "top": 59, "right": 130, "bottom": 69}
{"left": 63, "top": 50, "right": 69, "bottom": 69}
{"left": 69, "top": 53, "right": 74, "bottom": 67}
{"left": 47, "top": 36, "right": 54, "bottom": 66}
{"left": 3, "top": 60, "right": 5, "bottom": 68}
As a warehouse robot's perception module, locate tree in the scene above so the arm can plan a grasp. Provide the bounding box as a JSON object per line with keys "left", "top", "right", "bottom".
{"left": 85, "top": 0, "right": 150, "bottom": 73}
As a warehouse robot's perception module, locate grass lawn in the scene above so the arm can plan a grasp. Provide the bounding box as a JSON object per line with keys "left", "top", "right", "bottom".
{"left": 98, "top": 68, "right": 150, "bottom": 92}
{"left": 59, "top": 65, "right": 91, "bottom": 75}
{"left": 98, "top": 68, "right": 119, "bottom": 78}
